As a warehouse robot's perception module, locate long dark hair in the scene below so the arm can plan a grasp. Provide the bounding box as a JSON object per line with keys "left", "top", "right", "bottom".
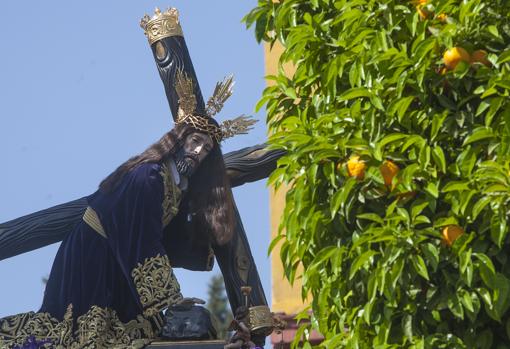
{"left": 99, "top": 123, "right": 235, "bottom": 245}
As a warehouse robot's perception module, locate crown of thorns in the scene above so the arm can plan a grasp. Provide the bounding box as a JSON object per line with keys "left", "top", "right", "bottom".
{"left": 174, "top": 70, "right": 257, "bottom": 143}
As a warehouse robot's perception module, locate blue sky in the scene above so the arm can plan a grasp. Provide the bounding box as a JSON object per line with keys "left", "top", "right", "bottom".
{"left": 0, "top": 1, "right": 270, "bottom": 317}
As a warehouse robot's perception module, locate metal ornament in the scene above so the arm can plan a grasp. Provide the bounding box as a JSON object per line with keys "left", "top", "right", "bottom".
{"left": 174, "top": 70, "right": 257, "bottom": 143}
{"left": 140, "top": 8, "right": 183, "bottom": 45}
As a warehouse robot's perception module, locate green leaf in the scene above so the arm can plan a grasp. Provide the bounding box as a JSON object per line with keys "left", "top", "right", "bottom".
{"left": 432, "top": 146, "right": 446, "bottom": 173}
{"left": 310, "top": 246, "right": 338, "bottom": 268}
{"left": 487, "top": 25, "right": 500, "bottom": 39}
{"left": 485, "top": 97, "right": 504, "bottom": 127}
{"left": 268, "top": 234, "right": 285, "bottom": 255}
{"left": 463, "top": 127, "right": 495, "bottom": 146}
{"left": 476, "top": 100, "right": 491, "bottom": 117}
{"left": 389, "top": 96, "right": 415, "bottom": 120}
{"left": 284, "top": 87, "right": 297, "bottom": 99}
{"left": 339, "top": 87, "right": 371, "bottom": 100}
{"left": 477, "top": 287, "right": 493, "bottom": 309}
{"left": 448, "top": 293, "right": 464, "bottom": 319}
{"left": 490, "top": 213, "right": 508, "bottom": 248}
{"left": 475, "top": 253, "right": 496, "bottom": 289}
{"left": 498, "top": 50, "right": 510, "bottom": 64}
{"left": 411, "top": 201, "right": 429, "bottom": 220}
{"left": 402, "top": 314, "right": 413, "bottom": 341}
{"left": 472, "top": 196, "right": 491, "bottom": 220}
{"left": 495, "top": 80, "right": 510, "bottom": 90}
{"left": 474, "top": 253, "right": 496, "bottom": 274}
{"left": 357, "top": 213, "right": 384, "bottom": 224}
{"left": 493, "top": 274, "right": 510, "bottom": 318}
{"left": 442, "top": 181, "right": 470, "bottom": 192}
{"left": 370, "top": 95, "right": 384, "bottom": 111}
{"left": 349, "top": 250, "right": 378, "bottom": 280}
{"left": 425, "top": 182, "right": 439, "bottom": 198}
{"left": 377, "top": 133, "right": 407, "bottom": 151}
{"left": 431, "top": 113, "right": 447, "bottom": 141}
{"left": 434, "top": 216, "right": 458, "bottom": 227}
{"left": 330, "top": 177, "right": 357, "bottom": 218}
{"left": 402, "top": 135, "right": 424, "bottom": 152}
{"left": 460, "top": 248, "right": 472, "bottom": 274}
{"left": 411, "top": 254, "right": 429, "bottom": 280}
{"left": 460, "top": 290, "right": 475, "bottom": 313}
{"left": 421, "top": 243, "right": 439, "bottom": 272}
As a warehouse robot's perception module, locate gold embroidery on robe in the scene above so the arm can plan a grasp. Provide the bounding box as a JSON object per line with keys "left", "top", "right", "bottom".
{"left": 83, "top": 206, "right": 107, "bottom": 238}
{"left": 131, "top": 253, "right": 183, "bottom": 317}
{"left": 159, "top": 163, "right": 182, "bottom": 227}
{"left": 0, "top": 304, "right": 153, "bottom": 349}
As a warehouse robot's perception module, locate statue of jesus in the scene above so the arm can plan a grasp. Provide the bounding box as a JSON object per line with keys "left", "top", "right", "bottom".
{"left": 0, "top": 68, "right": 257, "bottom": 348}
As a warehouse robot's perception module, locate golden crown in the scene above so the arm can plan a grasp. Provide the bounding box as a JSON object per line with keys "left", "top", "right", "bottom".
{"left": 140, "top": 7, "right": 183, "bottom": 45}
{"left": 175, "top": 70, "right": 257, "bottom": 143}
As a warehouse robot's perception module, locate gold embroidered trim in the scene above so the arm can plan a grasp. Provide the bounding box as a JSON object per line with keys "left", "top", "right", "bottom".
{"left": 0, "top": 304, "right": 152, "bottom": 349}
{"left": 131, "top": 253, "right": 183, "bottom": 317}
{"left": 83, "top": 206, "right": 107, "bottom": 238}
{"left": 160, "top": 163, "right": 181, "bottom": 227}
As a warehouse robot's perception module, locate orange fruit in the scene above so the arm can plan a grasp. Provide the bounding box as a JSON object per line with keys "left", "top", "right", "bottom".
{"left": 443, "top": 47, "right": 471, "bottom": 70}
{"left": 442, "top": 225, "right": 464, "bottom": 246}
{"left": 471, "top": 49, "right": 491, "bottom": 67}
{"left": 347, "top": 156, "right": 366, "bottom": 180}
{"left": 380, "top": 160, "right": 399, "bottom": 187}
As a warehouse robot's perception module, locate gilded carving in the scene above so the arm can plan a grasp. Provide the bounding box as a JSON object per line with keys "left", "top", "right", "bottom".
{"left": 248, "top": 305, "right": 274, "bottom": 336}
{"left": 131, "top": 253, "right": 183, "bottom": 317}
{"left": 0, "top": 304, "right": 152, "bottom": 349}
{"left": 140, "top": 8, "right": 183, "bottom": 46}
{"left": 73, "top": 306, "right": 152, "bottom": 348}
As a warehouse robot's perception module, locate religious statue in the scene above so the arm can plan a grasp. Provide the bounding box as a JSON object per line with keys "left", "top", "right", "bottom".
{"left": 0, "top": 7, "right": 285, "bottom": 349}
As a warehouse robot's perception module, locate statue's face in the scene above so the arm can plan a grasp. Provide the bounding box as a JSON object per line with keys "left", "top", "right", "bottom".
{"left": 175, "top": 131, "right": 214, "bottom": 177}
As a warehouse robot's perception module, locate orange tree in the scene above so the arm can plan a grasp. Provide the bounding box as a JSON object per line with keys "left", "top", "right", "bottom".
{"left": 245, "top": 0, "right": 510, "bottom": 348}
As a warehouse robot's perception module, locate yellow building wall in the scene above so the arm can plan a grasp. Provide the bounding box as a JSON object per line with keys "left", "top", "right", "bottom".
{"left": 265, "top": 42, "right": 306, "bottom": 315}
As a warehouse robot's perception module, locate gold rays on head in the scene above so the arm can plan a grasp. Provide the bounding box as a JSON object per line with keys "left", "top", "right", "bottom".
{"left": 206, "top": 75, "right": 234, "bottom": 117}
{"left": 175, "top": 70, "right": 197, "bottom": 120}
{"left": 174, "top": 70, "right": 257, "bottom": 142}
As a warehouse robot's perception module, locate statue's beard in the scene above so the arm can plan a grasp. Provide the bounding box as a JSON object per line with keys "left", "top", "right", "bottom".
{"left": 175, "top": 150, "right": 199, "bottom": 177}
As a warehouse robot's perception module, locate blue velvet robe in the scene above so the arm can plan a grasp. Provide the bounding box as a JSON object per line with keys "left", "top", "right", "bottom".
{"left": 0, "top": 162, "right": 188, "bottom": 348}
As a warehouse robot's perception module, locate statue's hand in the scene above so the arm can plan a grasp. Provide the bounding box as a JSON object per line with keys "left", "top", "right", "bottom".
{"left": 225, "top": 306, "right": 258, "bottom": 349}
{"left": 174, "top": 297, "right": 206, "bottom": 310}
{"left": 225, "top": 321, "right": 256, "bottom": 349}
